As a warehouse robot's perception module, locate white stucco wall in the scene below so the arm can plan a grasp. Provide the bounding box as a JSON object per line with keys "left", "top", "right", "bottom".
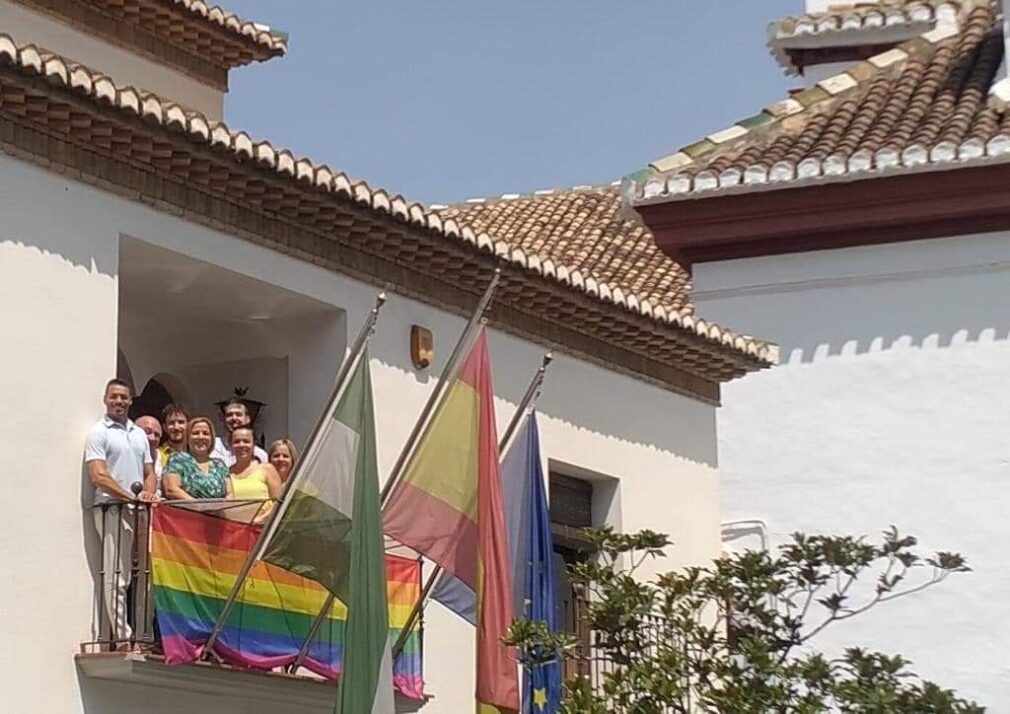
{"left": 693, "top": 234, "right": 1010, "bottom": 707}
{"left": 0, "top": 0, "right": 225, "bottom": 118}
{"left": 0, "top": 153, "right": 118, "bottom": 714}
{"left": 0, "top": 151, "right": 722, "bottom": 713}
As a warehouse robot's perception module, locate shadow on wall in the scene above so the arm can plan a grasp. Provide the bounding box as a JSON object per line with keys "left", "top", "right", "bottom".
{"left": 701, "top": 265, "right": 1010, "bottom": 366}
{"left": 4, "top": 166, "right": 716, "bottom": 469}
{"left": 367, "top": 318, "right": 719, "bottom": 469}
{"left": 0, "top": 235, "right": 117, "bottom": 279}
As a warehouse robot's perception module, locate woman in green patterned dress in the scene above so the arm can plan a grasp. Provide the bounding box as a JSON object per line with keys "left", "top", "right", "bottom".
{"left": 162, "top": 417, "right": 232, "bottom": 500}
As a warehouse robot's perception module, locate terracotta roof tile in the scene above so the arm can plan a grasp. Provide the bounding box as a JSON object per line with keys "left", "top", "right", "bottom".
{"left": 768, "top": 1, "right": 960, "bottom": 73}
{"left": 634, "top": 0, "right": 1010, "bottom": 204}
{"left": 142, "top": 0, "right": 288, "bottom": 60}
{"left": 0, "top": 31, "right": 778, "bottom": 374}
{"left": 20, "top": 0, "right": 286, "bottom": 68}
{"left": 436, "top": 187, "right": 692, "bottom": 315}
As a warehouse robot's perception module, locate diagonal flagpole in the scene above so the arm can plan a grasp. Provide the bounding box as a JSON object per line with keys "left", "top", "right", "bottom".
{"left": 388, "top": 351, "right": 553, "bottom": 660}
{"left": 379, "top": 266, "right": 502, "bottom": 504}
{"left": 201, "top": 291, "right": 388, "bottom": 660}
{"left": 286, "top": 269, "right": 504, "bottom": 673}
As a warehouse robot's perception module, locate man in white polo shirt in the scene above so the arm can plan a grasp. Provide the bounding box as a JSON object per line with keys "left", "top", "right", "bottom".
{"left": 85, "top": 379, "right": 156, "bottom": 649}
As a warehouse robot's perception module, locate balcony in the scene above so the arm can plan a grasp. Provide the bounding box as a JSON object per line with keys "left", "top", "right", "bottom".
{"left": 78, "top": 500, "right": 427, "bottom": 712}
{"left": 76, "top": 652, "right": 426, "bottom": 713}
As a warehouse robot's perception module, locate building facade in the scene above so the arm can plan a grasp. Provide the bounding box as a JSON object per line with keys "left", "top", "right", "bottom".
{"left": 0, "top": 1, "right": 773, "bottom": 712}
{"left": 632, "top": 0, "right": 1010, "bottom": 705}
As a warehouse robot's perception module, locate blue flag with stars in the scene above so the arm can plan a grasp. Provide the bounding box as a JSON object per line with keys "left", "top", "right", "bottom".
{"left": 520, "top": 412, "right": 561, "bottom": 714}
{"left": 429, "top": 410, "right": 561, "bottom": 711}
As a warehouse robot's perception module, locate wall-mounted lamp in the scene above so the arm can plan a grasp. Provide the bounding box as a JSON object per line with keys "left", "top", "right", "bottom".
{"left": 410, "top": 325, "right": 434, "bottom": 370}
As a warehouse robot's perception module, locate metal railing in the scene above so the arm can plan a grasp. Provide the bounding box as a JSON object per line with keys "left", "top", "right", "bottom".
{"left": 566, "top": 598, "right": 686, "bottom": 712}
{"left": 79, "top": 499, "right": 427, "bottom": 685}
{"left": 82, "top": 500, "right": 157, "bottom": 653}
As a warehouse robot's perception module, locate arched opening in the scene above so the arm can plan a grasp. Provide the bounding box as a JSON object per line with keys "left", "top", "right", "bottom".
{"left": 116, "top": 349, "right": 135, "bottom": 394}
{"left": 129, "top": 377, "right": 175, "bottom": 421}
{"left": 149, "top": 372, "right": 193, "bottom": 412}
{"left": 129, "top": 373, "right": 193, "bottom": 422}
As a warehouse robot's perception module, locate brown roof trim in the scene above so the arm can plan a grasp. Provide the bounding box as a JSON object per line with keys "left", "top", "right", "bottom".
{"left": 638, "top": 157, "right": 1010, "bottom": 267}
{"left": 12, "top": 0, "right": 284, "bottom": 84}
{"left": 784, "top": 42, "right": 907, "bottom": 71}
{"left": 0, "top": 35, "right": 777, "bottom": 400}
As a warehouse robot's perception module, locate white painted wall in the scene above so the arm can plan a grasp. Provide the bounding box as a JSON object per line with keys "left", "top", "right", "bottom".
{"left": 0, "top": 0, "right": 225, "bottom": 118}
{"left": 0, "top": 151, "right": 722, "bottom": 713}
{"left": 693, "top": 234, "right": 1010, "bottom": 707}
{"left": 0, "top": 151, "right": 118, "bottom": 714}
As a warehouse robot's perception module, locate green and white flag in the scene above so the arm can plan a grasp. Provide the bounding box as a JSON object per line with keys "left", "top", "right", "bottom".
{"left": 263, "top": 352, "right": 394, "bottom": 713}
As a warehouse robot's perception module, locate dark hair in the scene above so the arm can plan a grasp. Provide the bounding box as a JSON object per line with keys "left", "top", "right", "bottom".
{"left": 161, "top": 402, "right": 189, "bottom": 422}
{"left": 229, "top": 425, "right": 255, "bottom": 444}
{"left": 222, "top": 398, "right": 250, "bottom": 415}
{"left": 104, "top": 378, "right": 132, "bottom": 396}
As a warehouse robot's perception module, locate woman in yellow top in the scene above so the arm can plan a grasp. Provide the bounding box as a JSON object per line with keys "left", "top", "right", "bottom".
{"left": 228, "top": 427, "right": 282, "bottom": 522}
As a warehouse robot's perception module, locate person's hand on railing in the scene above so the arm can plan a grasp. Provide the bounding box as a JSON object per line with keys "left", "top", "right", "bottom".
{"left": 131, "top": 482, "right": 157, "bottom": 503}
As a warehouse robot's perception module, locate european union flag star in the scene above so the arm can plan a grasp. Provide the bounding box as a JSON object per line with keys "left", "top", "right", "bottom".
{"left": 533, "top": 687, "right": 548, "bottom": 711}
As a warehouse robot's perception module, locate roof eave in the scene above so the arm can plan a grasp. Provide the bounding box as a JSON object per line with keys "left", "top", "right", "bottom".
{"left": 767, "top": 18, "right": 935, "bottom": 73}
{"left": 150, "top": 1, "right": 289, "bottom": 63}
{"left": 0, "top": 33, "right": 776, "bottom": 393}
{"left": 636, "top": 155, "right": 1010, "bottom": 268}
{"left": 631, "top": 132, "right": 1010, "bottom": 208}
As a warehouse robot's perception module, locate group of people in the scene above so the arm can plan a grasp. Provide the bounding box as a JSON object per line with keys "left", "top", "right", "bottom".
{"left": 84, "top": 378, "right": 300, "bottom": 647}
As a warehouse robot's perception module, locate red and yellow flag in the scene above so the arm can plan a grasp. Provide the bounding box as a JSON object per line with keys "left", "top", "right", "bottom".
{"left": 384, "top": 329, "right": 519, "bottom": 713}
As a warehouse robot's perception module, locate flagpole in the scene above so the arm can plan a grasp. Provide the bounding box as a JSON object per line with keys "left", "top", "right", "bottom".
{"left": 379, "top": 266, "right": 502, "bottom": 505}
{"left": 201, "top": 291, "right": 388, "bottom": 660}
{"left": 290, "top": 350, "right": 552, "bottom": 673}
{"left": 498, "top": 351, "right": 553, "bottom": 458}
{"left": 388, "top": 351, "right": 553, "bottom": 659}
{"left": 286, "top": 270, "right": 503, "bottom": 674}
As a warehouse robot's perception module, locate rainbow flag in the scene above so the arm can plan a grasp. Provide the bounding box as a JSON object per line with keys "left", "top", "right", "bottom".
{"left": 151, "top": 503, "right": 424, "bottom": 700}
{"left": 384, "top": 329, "right": 519, "bottom": 713}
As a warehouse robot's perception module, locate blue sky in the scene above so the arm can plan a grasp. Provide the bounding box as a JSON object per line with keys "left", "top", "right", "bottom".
{"left": 224, "top": 1, "right": 797, "bottom": 204}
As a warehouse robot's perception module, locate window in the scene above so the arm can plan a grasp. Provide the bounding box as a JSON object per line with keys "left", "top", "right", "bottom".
{"left": 549, "top": 472, "right": 595, "bottom": 678}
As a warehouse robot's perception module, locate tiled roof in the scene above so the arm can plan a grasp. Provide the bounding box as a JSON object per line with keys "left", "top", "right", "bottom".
{"left": 135, "top": 0, "right": 287, "bottom": 62}
{"left": 633, "top": 0, "right": 1009, "bottom": 204}
{"left": 435, "top": 186, "right": 692, "bottom": 315}
{"left": 18, "top": 0, "right": 287, "bottom": 68}
{"left": 768, "top": 1, "right": 958, "bottom": 73}
{"left": 0, "top": 32, "right": 778, "bottom": 382}
{"left": 165, "top": 0, "right": 286, "bottom": 54}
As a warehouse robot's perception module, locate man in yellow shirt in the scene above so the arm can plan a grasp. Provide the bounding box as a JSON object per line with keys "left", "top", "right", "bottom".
{"left": 158, "top": 403, "right": 189, "bottom": 474}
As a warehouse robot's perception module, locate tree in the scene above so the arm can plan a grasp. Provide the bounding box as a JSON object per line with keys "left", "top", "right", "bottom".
{"left": 506, "top": 527, "right": 980, "bottom": 713}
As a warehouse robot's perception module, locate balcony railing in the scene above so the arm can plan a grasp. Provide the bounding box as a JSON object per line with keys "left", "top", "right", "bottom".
{"left": 79, "top": 500, "right": 426, "bottom": 703}
{"left": 567, "top": 595, "right": 687, "bottom": 712}
{"left": 82, "top": 500, "right": 683, "bottom": 711}
{"left": 83, "top": 501, "right": 157, "bottom": 653}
